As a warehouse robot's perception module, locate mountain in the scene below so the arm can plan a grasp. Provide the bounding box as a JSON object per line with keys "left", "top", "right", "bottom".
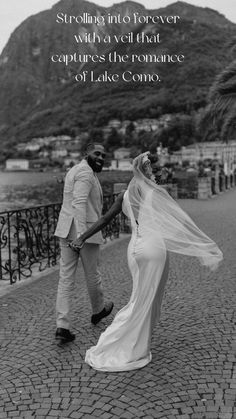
{"left": 0, "top": 0, "right": 235, "bottom": 144}
{"left": 156, "top": 1, "right": 234, "bottom": 27}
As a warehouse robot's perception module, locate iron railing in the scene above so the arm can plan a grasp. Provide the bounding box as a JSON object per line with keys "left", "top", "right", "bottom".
{"left": 0, "top": 194, "right": 129, "bottom": 284}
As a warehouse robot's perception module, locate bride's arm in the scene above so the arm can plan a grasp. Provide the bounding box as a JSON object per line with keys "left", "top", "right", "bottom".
{"left": 70, "top": 191, "right": 125, "bottom": 250}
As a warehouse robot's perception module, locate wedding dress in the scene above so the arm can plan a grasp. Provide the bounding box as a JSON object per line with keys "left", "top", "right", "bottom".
{"left": 85, "top": 153, "right": 223, "bottom": 372}
{"left": 85, "top": 189, "right": 169, "bottom": 371}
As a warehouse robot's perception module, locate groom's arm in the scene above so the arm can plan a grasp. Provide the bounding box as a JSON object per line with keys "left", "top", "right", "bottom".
{"left": 70, "top": 191, "right": 125, "bottom": 249}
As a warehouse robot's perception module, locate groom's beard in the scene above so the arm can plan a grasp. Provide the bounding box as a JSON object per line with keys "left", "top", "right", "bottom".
{"left": 87, "top": 155, "right": 104, "bottom": 172}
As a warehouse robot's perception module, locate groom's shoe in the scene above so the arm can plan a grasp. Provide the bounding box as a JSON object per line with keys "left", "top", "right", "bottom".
{"left": 91, "top": 302, "right": 114, "bottom": 325}
{"left": 55, "top": 328, "right": 75, "bottom": 343}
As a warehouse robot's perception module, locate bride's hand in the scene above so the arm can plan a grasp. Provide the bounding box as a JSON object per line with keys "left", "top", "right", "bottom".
{"left": 68, "top": 237, "right": 84, "bottom": 252}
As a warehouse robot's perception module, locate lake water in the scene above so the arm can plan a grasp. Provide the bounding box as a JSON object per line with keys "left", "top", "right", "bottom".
{"left": 0, "top": 171, "right": 64, "bottom": 211}
{"left": 0, "top": 171, "right": 63, "bottom": 186}
{"left": 0, "top": 169, "right": 130, "bottom": 211}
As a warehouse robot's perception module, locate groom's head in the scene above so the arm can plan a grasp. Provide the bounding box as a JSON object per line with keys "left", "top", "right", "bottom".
{"left": 85, "top": 143, "right": 106, "bottom": 173}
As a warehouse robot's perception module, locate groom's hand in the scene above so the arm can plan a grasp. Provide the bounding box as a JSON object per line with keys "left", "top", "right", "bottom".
{"left": 68, "top": 237, "right": 84, "bottom": 252}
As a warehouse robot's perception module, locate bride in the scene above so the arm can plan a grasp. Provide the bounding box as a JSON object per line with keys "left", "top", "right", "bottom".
{"left": 70, "top": 152, "right": 223, "bottom": 372}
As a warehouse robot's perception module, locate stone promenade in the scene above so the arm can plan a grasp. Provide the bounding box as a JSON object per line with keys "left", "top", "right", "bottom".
{"left": 0, "top": 189, "right": 236, "bottom": 419}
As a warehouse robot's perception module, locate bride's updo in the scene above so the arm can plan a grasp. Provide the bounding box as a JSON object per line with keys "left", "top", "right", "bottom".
{"left": 132, "top": 152, "right": 155, "bottom": 181}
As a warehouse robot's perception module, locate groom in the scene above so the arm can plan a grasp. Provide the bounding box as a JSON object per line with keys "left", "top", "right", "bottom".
{"left": 54, "top": 143, "right": 114, "bottom": 343}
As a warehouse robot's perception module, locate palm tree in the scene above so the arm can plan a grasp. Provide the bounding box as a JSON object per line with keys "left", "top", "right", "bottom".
{"left": 198, "top": 59, "right": 236, "bottom": 141}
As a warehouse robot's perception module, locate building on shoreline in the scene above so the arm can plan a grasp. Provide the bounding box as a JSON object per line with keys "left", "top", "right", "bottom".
{"left": 170, "top": 141, "right": 236, "bottom": 173}
{"left": 5, "top": 159, "right": 29, "bottom": 171}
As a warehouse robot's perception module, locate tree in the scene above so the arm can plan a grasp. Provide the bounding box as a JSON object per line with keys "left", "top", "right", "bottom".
{"left": 105, "top": 128, "right": 123, "bottom": 151}
{"left": 125, "top": 122, "right": 135, "bottom": 136}
{"left": 157, "top": 114, "right": 196, "bottom": 151}
{"left": 198, "top": 59, "right": 236, "bottom": 141}
{"left": 89, "top": 128, "right": 104, "bottom": 143}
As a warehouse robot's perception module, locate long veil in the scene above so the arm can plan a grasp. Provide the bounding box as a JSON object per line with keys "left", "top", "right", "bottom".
{"left": 127, "top": 153, "right": 223, "bottom": 271}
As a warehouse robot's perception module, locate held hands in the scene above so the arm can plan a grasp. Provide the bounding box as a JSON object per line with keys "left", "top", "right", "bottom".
{"left": 68, "top": 236, "right": 84, "bottom": 252}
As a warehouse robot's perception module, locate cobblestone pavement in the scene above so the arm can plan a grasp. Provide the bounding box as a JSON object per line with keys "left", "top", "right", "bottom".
{"left": 0, "top": 189, "right": 236, "bottom": 419}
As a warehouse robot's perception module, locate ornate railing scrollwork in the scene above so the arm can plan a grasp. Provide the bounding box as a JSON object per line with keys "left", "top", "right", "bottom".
{"left": 0, "top": 194, "right": 129, "bottom": 284}
{"left": 0, "top": 203, "right": 61, "bottom": 284}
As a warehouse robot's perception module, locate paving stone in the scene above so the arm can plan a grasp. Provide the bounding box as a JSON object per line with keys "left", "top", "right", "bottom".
{"left": 69, "top": 412, "right": 84, "bottom": 419}
{"left": 0, "top": 190, "right": 236, "bottom": 419}
{"left": 204, "top": 413, "right": 219, "bottom": 419}
{"left": 47, "top": 410, "right": 61, "bottom": 416}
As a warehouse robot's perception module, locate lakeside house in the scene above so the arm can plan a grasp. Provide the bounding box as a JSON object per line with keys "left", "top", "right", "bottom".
{"left": 171, "top": 141, "right": 236, "bottom": 174}
{"left": 110, "top": 159, "right": 133, "bottom": 171}
{"left": 113, "top": 148, "right": 131, "bottom": 160}
{"left": 102, "top": 116, "right": 172, "bottom": 139}
{"left": 5, "top": 159, "right": 29, "bottom": 171}
{"left": 110, "top": 148, "right": 133, "bottom": 171}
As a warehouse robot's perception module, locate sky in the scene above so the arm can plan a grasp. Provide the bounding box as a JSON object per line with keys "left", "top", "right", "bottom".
{"left": 0, "top": 0, "right": 236, "bottom": 53}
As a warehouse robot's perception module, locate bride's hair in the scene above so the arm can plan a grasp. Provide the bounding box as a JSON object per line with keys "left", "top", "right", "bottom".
{"left": 132, "top": 152, "right": 156, "bottom": 183}
{"left": 133, "top": 152, "right": 149, "bottom": 170}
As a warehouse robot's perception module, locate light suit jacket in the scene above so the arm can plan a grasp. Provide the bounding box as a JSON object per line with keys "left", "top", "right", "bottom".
{"left": 54, "top": 159, "right": 104, "bottom": 244}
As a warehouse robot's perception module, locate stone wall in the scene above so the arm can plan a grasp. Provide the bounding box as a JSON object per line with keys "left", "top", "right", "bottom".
{"left": 113, "top": 171, "right": 236, "bottom": 202}
{"left": 198, "top": 173, "right": 236, "bottom": 199}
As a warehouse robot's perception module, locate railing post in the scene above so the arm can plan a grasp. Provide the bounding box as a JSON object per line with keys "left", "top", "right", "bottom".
{"left": 7, "top": 213, "right": 13, "bottom": 284}
{"left": 16, "top": 211, "right": 21, "bottom": 282}
{"left": 0, "top": 221, "right": 2, "bottom": 280}
{"left": 45, "top": 206, "right": 50, "bottom": 268}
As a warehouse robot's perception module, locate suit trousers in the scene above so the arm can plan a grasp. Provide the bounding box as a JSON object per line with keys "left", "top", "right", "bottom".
{"left": 56, "top": 238, "right": 104, "bottom": 329}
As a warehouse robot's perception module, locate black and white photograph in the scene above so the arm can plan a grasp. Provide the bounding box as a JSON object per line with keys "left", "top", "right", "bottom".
{"left": 0, "top": 0, "right": 235, "bottom": 418}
